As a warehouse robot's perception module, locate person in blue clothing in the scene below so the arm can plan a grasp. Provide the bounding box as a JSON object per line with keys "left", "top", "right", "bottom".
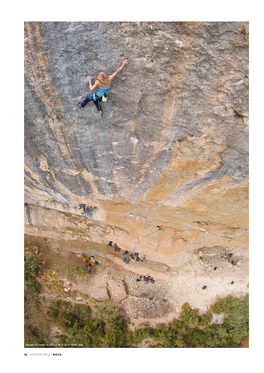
{"left": 78, "top": 59, "right": 128, "bottom": 116}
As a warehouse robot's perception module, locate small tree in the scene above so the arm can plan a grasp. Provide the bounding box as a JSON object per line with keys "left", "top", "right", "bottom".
{"left": 181, "top": 303, "right": 199, "bottom": 327}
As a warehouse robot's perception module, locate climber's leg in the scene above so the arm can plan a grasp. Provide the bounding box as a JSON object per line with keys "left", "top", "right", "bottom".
{"left": 93, "top": 96, "right": 103, "bottom": 115}
{"left": 79, "top": 94, "right": 93, "bottom": 108}
{"left": 93, "top": 100, "right": 100, "bottom": 111}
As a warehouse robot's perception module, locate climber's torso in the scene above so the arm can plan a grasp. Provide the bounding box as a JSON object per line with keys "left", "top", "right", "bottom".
{"left": 95, "top": 79, "right": 111, "bottom": 97}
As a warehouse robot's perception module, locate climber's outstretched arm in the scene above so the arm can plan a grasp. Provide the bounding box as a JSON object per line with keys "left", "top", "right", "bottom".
{"left": 86, "top": 76, "right": 99, "bottom": 91}
{"left": 108, "top": 59, "right": 128, "bottom": 81}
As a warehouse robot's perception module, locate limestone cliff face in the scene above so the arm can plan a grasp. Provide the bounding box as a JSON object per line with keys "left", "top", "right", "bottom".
{"left": 24, "top": 22, "right": 249, "bottom": 266}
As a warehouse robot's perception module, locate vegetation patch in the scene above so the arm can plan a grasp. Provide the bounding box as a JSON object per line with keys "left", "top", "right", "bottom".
{"left": 46, "top": 301, "right": 128, "bottom": 348}
{"left": 65, "top": 263, "right": 90, "bottom": 276}
{"left": 24, "top": 294, "right": 248, "bottom": 348}
{"left": 24, "top": 253, "right": 40, "bottom": 294}
{"left": 24, "top": 256, "right": 249, "bottom": 348}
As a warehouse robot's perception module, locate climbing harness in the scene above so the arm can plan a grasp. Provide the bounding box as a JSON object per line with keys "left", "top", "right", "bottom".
{"left": 93, "top": 92, "right": 109, "bottom": 102}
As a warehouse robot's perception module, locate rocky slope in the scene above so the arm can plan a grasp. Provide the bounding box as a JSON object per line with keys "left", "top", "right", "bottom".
{"left": 24, "top": 21, "right": 249, "bottom": 270}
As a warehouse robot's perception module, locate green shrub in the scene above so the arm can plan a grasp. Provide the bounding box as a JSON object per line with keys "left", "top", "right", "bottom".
{"left": 24, "top": 253, "right": 39, "bottom": 279}
{"left": 57, "top": 312, "right": 78, "bottom": 329}
{"left": 25, "top": 279, "right": 40, "bottom": 294}
{"left": 170, "top": 319, "right": 186, "bottom": 331}
{"left": 104, "top": 316, "right": 128, "bottom": 347}
{"left": 24, "top": 254, "right": 40, "bottom": 294}
{"left": 73, "top": 304, "right": 91, "bottom": 320}
{"left": 67, "top": 302, "right": 128, "bottom": 348}
{"left": 24, "top": 325, "right": 49, "bottom": 346}
{"left": 199, "top": 311, "right": 213, "bottom": 326}
{"left": 181, "top": 303, "right": 199, "bottom": 327}
{"left": 132, "top": 327, "right": 152, "bottom": 344}
{"left": 185, "top": 328, "right": 207, "bottom": 347}
{"left": 47, "top": 309, "right": 59, "bottom": 320}
{"left": 203, "top": 325, "right": 230, "bottom": 347}
{"left": 50, "top": 300, "right": 69, "bottom": 310}
{"left": 223, "top": 295, "right": 249, "bottom": 345}
{"left": 92, "top": 302, "right": 128, "bottom": 347}
{"left": 94, "top": 301, "right": 120, "bottom": 322}
{"left": 66, "top": 263, "right": 90, "bottom": 276}
{"left": 211, "top": 296, "right": 241, "bottom": 315}
{"left": 152, "top": 326, "right": 186, "bottom": 348}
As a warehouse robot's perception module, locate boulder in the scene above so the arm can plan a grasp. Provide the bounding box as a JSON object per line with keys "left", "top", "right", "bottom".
{"left": 91, "top": 287, "right": 109, "bottom": 301}
{"left": 107, "top": 280, "right": 127, "bottom": 302}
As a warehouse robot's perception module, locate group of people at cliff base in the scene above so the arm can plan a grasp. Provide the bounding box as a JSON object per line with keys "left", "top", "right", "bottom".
{"left": 108, "top": 241, "right": 121, "bottom": 252}
{"left": 108, "top": 241, "right": 146, "bottom": 263}
{"left": 84, "top": 256, "right": 101, "bottom": 273}
{"left": 108, "top": 240, "right": 155, "bottom": 283}
{"left": 136, "top": 275, "right": 155, "bottom": 284}
{"left": 78, "top": 59, "right": 129, "bottom": 117}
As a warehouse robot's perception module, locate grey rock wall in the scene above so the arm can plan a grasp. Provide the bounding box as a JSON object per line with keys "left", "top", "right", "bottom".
{"left": 24, "top": 22, "right": 249, "bottom": 260}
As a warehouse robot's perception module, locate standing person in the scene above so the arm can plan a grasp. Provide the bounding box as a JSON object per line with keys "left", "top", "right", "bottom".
{"left": 78, "top": 59, "right": 129, "bottom": 116}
